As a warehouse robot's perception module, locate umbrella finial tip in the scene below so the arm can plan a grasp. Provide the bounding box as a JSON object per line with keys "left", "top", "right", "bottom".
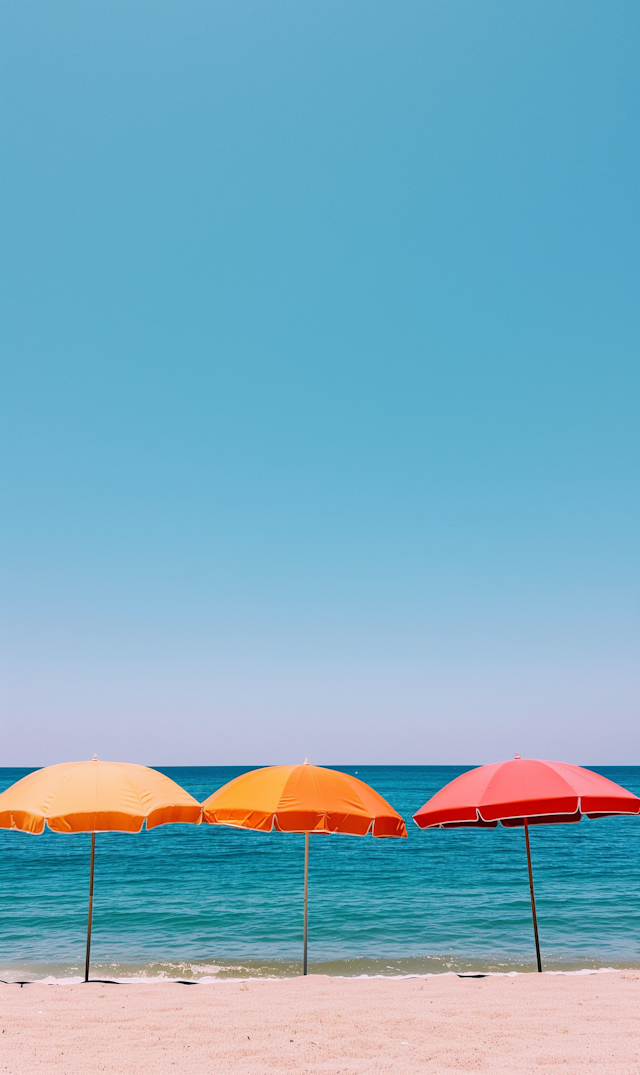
{"left": 92, "top": 753, "right": 98, "bottom": 761}
{"left": 514, "top": 753, "right": 521, "bottom": 759}
{"left": 304, "top": 758, "right": 308, "bottom": 764}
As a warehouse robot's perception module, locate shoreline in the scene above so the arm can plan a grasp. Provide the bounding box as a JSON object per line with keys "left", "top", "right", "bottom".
{"left": 4, "top": 959, "right": 640, "bottom": 986}
{"left": 4, "top": 953, "right": 640, "bottom": 984}
{"left": 1, "top": 964, "right": 635, "bottom": 986}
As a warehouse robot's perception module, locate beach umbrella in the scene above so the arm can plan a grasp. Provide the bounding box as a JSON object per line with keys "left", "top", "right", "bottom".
{"left": 0, "top": 756, "right": 201, "bottom": 981}
{"left": 201, "top": 761, "right": 407, "bottom": 973}
{"left": 412, "top": 756, "right": 640, "bottom": 972}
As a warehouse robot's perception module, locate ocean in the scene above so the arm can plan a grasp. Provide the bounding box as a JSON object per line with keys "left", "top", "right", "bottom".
{"left": 0, "top": 765, "right": 638, "bottom": 982}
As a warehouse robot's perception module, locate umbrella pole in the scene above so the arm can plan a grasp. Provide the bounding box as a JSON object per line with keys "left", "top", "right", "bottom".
{"left": 524, "top": 820, "right": 542, "bottom": 973}
{"left": 303, "top": 833, "right": 309, "bottom": 976}
{"left": 84, "top": 833, "right": 96, "bottom": 984}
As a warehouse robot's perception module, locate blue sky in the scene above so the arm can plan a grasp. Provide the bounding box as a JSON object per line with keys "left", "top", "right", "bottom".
{"left": 1, "top": 1, "right": 638, "bottom": 765}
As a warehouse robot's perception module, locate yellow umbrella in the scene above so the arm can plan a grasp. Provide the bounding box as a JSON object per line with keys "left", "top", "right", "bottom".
{"left": 0, "top": 756, "right": 201, "bottom": 981}
{"left": 201, "top": 762, "right": 407, "bottom": 973}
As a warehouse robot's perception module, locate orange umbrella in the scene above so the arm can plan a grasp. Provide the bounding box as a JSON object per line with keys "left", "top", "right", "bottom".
{"left": 201, "top": 761, "right": 406, "bottom": 973}
{"left": 0, "top": 756, "right": 201, "bottom": 981}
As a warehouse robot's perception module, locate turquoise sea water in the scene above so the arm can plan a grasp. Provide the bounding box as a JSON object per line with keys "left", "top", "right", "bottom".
{"left": 0, "top": 765, "right": 638, "bottom": 981}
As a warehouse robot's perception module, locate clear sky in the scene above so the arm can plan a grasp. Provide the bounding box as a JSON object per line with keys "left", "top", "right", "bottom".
{"left": 1, "top": 1, "right": 638, "bottom": 766}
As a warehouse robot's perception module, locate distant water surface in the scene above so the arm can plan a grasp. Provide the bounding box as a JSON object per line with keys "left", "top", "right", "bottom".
{"left": 0, "top": 765, "right": 638, "bottom": 980}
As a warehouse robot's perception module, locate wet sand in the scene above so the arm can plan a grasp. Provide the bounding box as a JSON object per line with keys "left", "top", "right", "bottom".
{"left": 1, "top": 969, "right": 638, "bottom": 1073}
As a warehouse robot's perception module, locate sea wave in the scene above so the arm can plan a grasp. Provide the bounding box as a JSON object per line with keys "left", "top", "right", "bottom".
{"left": 1, "top": 957, "right": 636, "bottom": 985}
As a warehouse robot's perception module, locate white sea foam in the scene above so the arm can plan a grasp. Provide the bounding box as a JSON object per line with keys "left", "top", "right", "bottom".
{"left": 2, "top": 965, "right": 625, "bottom": 986}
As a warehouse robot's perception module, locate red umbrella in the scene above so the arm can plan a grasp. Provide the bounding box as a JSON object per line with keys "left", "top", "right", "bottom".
{"left": 413, "top": 756, "right": 640, "bottom": 972}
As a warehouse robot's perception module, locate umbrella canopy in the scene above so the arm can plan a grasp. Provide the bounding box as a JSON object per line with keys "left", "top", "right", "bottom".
{"left": 412, "top": 756, "right": 639, "bottom": 972}
{"left": 0, "top": 758, "right": 202, "bottom": 834}
{"left": 413, "top": 756, "right": 640, "bottom": 829}
{"left": 0, "top": 757, "right": 201, "bottom": 982}
{"left": 202, "top": 762, "right": 406, "bottom": 973}
{"left": 202, "top": 762, "right": 407, "bottom": 837}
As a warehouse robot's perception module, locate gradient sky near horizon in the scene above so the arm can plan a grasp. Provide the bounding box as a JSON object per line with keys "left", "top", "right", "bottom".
{"left": 1, "top": 1, "right": 638, "bottom": 766}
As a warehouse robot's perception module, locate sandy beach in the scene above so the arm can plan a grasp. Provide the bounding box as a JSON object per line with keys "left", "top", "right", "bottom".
{"left": 1, "top": 970, "right": 638, "bottom": 1074}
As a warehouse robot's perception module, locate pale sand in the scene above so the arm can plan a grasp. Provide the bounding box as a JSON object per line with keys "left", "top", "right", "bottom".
{"left": 1, "top": 971, "right": 639, "bottom": 1074}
